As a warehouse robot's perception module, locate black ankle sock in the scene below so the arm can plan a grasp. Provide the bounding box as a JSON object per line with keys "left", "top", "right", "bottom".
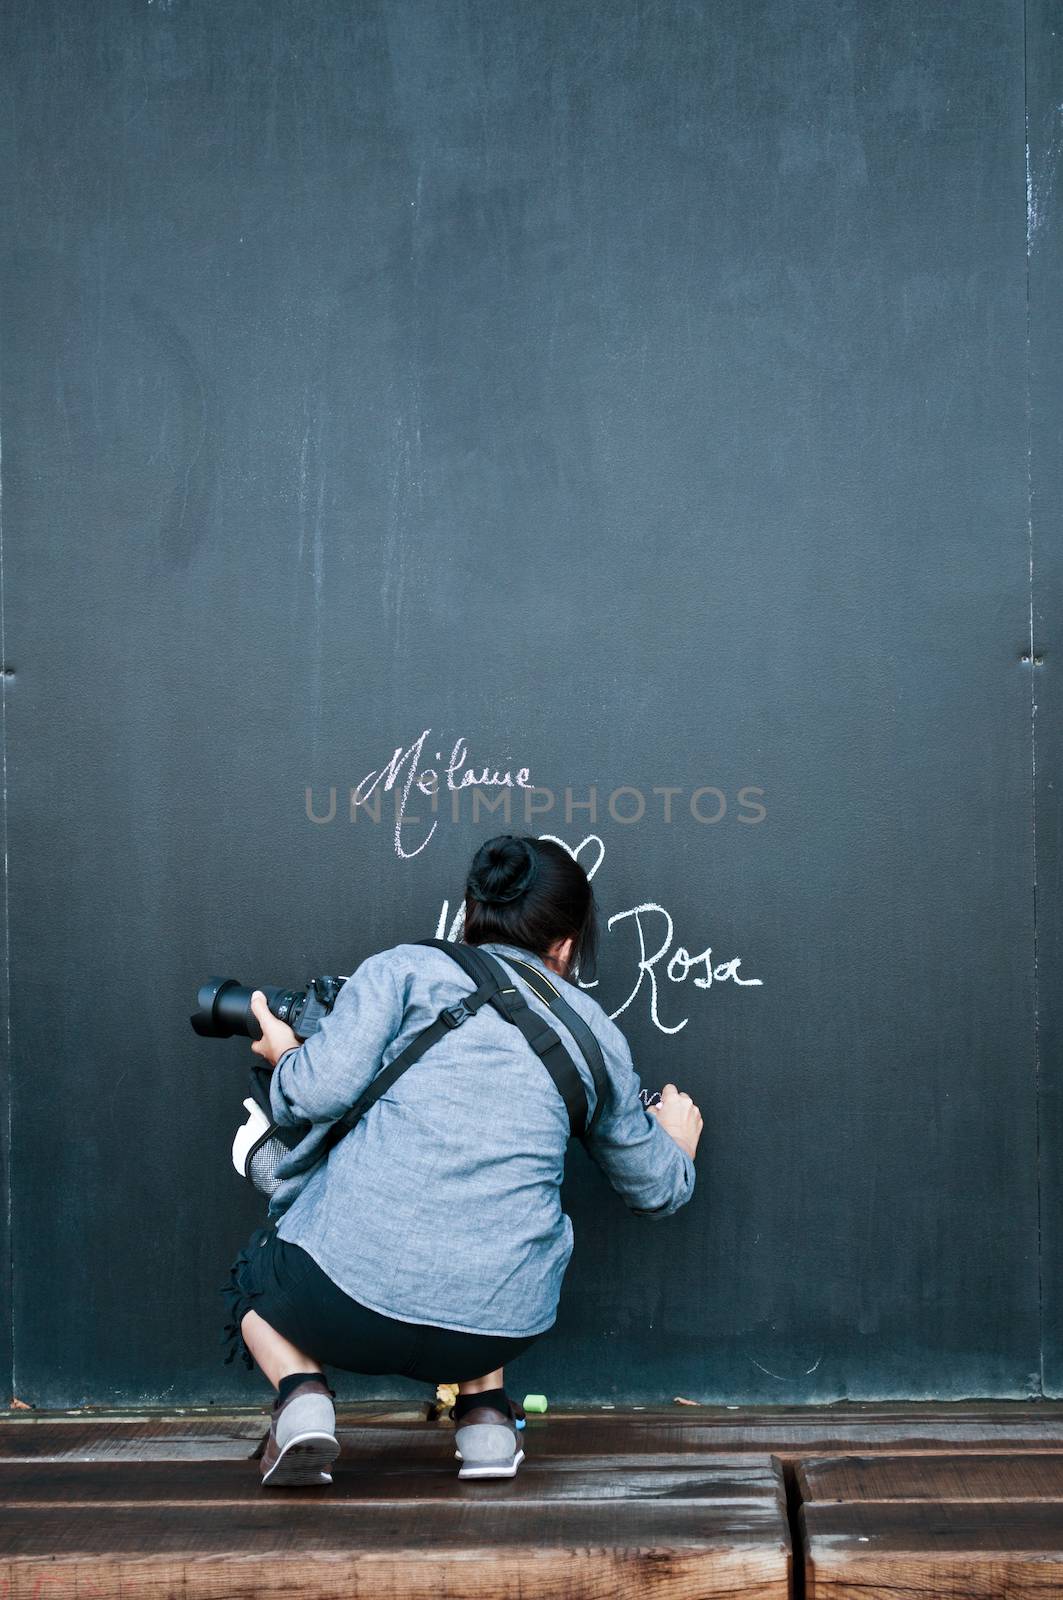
{"left": 453, "top": 1386, "right": 510, "bottom": 1421}
{"left": 277, "top": 1371, "right": 330, "bottom": 1406}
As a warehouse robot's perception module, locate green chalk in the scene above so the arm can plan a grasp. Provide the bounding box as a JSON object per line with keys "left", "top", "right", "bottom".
{"left": 522, "top": 1393, "right": 548, "bottom": 1413}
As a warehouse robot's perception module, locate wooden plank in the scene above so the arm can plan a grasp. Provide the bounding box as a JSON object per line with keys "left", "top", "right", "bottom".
{"left": 0, "top": 1417, "right": 265, "bottom": 1461}
{"left": 356, "top": 1414, "right": 1063, "bottom": 1464}
{"left": 0, "top": 1454, "right": 785, "bottom": 1505}
{"left": 802, "top": 1501, "right": 1063, "bottom": 1598}
{"left": 0, "top": 1501, "right": 791, "bottom": 1599}
{"left": 798, "top": 1451, "right": 1063, "bottom": 1504}
{"left": 4, "top": 1406, "right": 1062, "bottom": 1462}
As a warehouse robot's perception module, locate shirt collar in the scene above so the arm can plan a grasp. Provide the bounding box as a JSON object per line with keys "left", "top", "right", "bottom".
{"left": 477, "top": 941, "right": 558, "bottom": 981}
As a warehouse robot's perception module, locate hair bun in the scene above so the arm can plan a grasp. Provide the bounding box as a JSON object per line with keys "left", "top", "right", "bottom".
{"left": 467, "top": 835, "right": 539, "bottom": 905}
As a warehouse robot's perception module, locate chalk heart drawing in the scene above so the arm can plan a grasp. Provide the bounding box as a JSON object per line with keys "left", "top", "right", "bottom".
{"left": 540, "top": 832, "right": 605, "bottom": 882}
{"left": 434, "top": 833, "right": 762, "bottom": 1036}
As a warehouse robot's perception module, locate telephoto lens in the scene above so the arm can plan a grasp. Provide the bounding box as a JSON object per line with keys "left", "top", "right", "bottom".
{"left": 189, "top": 979, "right": 297, "bottom": 1040}
{"left": 189, "top": 974, "right": 345, "bottom": 1040}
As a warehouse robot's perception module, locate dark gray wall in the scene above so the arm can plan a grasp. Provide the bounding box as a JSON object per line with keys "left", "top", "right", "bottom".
{"left": 1030, "top": 0, "right": 1063, "bottom": 1399}
{"left": 1, "top": 0, "right": 1056, "bottom": 1407}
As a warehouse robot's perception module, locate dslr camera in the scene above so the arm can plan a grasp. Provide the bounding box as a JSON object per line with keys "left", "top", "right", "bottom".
{"left": 190, "top": 974, "right": 346, "bottom": 1041}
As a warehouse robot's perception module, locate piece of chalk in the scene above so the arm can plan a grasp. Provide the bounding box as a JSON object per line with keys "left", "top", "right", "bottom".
{"left": 522, "top": 1393, "right": 548, "bottom": 1413}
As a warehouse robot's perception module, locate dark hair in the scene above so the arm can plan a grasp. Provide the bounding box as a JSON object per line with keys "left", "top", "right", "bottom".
{"left": 463, "top": 834, "right": 598, "bottom": 982}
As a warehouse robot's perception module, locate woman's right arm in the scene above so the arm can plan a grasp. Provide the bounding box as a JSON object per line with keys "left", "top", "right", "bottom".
{"left": 583, "top": 1027, "right": 701, "bottom": 1219}
{"left": 266, "top": 950, "right": 408, "bottom": 1126}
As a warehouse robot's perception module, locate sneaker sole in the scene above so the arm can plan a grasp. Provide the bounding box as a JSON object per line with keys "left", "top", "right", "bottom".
{"left": 457, "top": 1447, "right": 525, "bottom": 1480}
{"left": 261, "top": 1430, "right": 341, "bottom": 1488}
{"left": 454, "top": 1425, "right": 524, "bottom": 1461}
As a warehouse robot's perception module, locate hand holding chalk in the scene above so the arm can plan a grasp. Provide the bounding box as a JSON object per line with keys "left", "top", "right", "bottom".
{"left": 645, "top": 1082, "right": 703, "bottom": 1161}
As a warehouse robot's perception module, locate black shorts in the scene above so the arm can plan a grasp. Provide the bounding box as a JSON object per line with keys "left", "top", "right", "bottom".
{"left": 221, "top": 1224, "right": 543, "bottom": 1384}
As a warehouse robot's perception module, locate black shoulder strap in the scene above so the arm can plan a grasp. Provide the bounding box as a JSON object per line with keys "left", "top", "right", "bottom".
{"left": 496, "top": 955, "right": 611, "bottom": 1139}
{"left": 291, "top": 940, "right": 600, "bottom": 1175}
{"left": 417, "top": 940, "right": 592, "bottom": 1139}
{"left": 313, "top": 960, "right": 502, "bottom": 1159}
{"left": 416, "top": 937, "right": 498, "bottom": 991}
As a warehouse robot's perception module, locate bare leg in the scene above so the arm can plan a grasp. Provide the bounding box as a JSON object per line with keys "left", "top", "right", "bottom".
{"left": 457, "top": 1366, "right": 505, "bottom": 1395}
{"left": 241, "top": 1309, "right": 324, "bottom": 1390}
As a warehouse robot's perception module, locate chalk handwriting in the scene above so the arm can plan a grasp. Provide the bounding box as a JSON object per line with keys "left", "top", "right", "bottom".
{"left": 352, "top": 729, "right": 532, "bottom": 859}
{"left": 434, "top": 833, "right": 762, "bottom": 1034}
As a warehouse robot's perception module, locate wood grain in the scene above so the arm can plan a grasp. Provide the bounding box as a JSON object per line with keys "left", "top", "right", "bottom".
{"left": 3, "top": 1404, "right": 1061, "bottom": 1462}
{"left": 0, "top": 1430, "right": 791, "bottom": 1599}
{"left": 802, "top": 1501, "right": 1063, "bottom": 1598}
{"left": 0, "top": 1500, "right": 791, "bottom": 1599}
{"left": 7, "top": 1409, "right": 1063, "bottom": 1597}
{"left": 0, "top": 1454, "right": 785, "bottom": 1505}
{"left": 798, "top": 1450, "right": 1063, "bottom": 1504}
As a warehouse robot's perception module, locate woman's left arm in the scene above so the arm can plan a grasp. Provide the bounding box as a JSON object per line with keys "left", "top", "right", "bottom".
{"left": 249, "top": 950, "right": 408, "bottom": 1126}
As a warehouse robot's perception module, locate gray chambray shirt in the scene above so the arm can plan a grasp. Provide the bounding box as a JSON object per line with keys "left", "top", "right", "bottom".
{"left": 267, "top": 939, "right": 696, "bottom": 1338}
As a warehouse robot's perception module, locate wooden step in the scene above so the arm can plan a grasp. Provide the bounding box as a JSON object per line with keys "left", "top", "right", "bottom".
{"left": 798, "top": 1449, "right": 1063, "bottom": 1503}
{"left": 4, "top": 1401, "right": 1056, "bottom": 1465}
{"left": 3, "top": 1402, "right": 1061, "bottom": 1462}
{"left": 5, "top": 1410, "right": 1063, "bottom": 1598}
{"left": 0, "top": 1454, "right": 785, "bottom": 1505}
{"left": 0, "top": 1448, "right": 792, "bottom": 1599}
{"left": 801, "top": 1502, "right": 1063, "bottom": 1597}
{"left": 799, "top": 1452, "right": 1063, "bottom": 1597}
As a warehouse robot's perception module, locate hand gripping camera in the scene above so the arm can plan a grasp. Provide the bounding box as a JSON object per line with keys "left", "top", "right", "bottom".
{"left": 190, "top": 974, "right": 347, "bottom": 1195}
{"left": 190, "top": 974, "right": 347, "bottom": 1041}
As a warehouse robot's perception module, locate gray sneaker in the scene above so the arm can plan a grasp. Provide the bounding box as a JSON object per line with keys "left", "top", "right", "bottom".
{"left": 256, "top": 1377, "right": 340, "bottom": 1488}
{"left": 453, "top": 1403, "right": 526, "bottom": 1480}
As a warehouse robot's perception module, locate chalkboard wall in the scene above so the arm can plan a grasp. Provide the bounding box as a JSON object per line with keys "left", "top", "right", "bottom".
{"left": 2, "top": 0, "right": 1059, "bottom": 1407}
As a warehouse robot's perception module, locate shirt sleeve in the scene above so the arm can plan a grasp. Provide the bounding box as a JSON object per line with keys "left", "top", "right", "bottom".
{"left": 583, "top": 1022, "right": 697, "bottom": 1220}
{"left": 268, "top": 950, "right": 408, "bottom": 1127}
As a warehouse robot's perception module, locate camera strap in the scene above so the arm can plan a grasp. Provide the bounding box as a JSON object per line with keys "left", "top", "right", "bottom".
{"left": 313, "top": 966, "right": 503, "bottom": 1160}
{"left": 315, "top": 939, "right": 608, "bottom": 1161}
{"left": 274, "top": 940, "right": 612, "bottom": 1191}
{"left": 417, "top": 940, "right": 591, "bottom": 1138}
{"left": 415, "top": 940, "right": 609, "bottom": 1143}
{"left": 491, "top": 953, "right": 611, "bottom": 1141}
{"left": 247, "top": 939, "right": 621, "bottom": 1202}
